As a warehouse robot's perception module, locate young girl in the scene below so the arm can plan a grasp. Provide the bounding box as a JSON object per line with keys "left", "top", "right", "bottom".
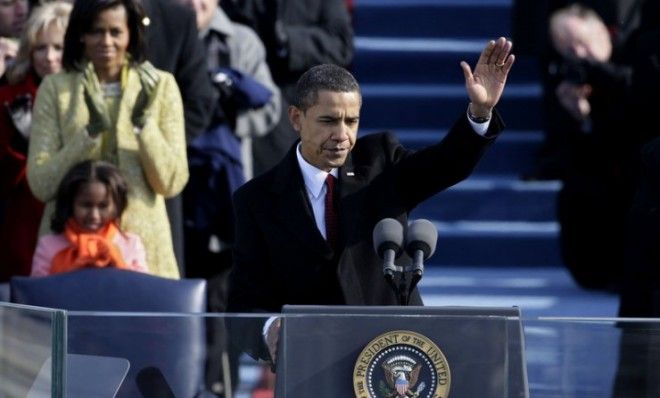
{"left": 31, "top": 160, "right": 148, "bottom": 276}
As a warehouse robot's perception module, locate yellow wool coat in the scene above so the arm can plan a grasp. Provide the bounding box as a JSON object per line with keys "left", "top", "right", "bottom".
{"left": 27, "top": 66, "right": 188, "bottom": 279}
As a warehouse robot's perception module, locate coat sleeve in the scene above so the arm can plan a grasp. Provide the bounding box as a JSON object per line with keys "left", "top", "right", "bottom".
{"left": 30, "top": 235, "right": 58, "bottom": 277}
{"left": 227, "top": 186, "right": 275, "bottom": 361}
{"left": 168, "top": 3, "right": 215, "bottom": 140}
{"left": 135, "top": 73, "right": 189, "bottom": 198}
{"left": 26, "top": 76, "right": 100, "bottom": 202}
{"left": 233, "top": 27, "right": 281, "bottom": 139}
{"left": 392, "top": 111, "right": 504, "bottom": 210}
{"left": 0, "top": 107, "right": 25, "bottom": 197}
{"left": 227, "top": 186, "right": 279, "bottom": 313}
{"left": 123, "top": 233, "right": 149, "bottom": 273}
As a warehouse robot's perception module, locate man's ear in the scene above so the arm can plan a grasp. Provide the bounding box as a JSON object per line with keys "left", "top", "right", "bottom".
{"left": 288, "top": 105, "right": 302, "bottom": 133}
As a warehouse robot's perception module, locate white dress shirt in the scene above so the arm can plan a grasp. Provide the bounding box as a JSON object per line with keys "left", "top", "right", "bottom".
{"left": 295, "top": 144, "right": 339, "bottom": 239}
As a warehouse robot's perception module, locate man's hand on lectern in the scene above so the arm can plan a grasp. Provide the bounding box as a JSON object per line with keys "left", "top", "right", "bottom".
{"left": 266, "top": 318, "right": 281, "bottom": 365}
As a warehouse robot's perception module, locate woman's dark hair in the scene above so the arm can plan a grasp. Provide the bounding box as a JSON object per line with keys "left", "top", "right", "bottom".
{"left": 62, "top": 0, "right": 147, "bottom": 71}
{"left": 50, "top": 160, "right": 129, "bottom": 233}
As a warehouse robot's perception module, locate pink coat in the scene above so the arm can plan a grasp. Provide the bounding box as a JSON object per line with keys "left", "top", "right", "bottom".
{"left": 31, "top": 231, "right": 148, "bottom": 277}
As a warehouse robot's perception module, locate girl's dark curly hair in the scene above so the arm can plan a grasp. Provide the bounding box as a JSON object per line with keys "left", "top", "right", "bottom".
{"left": 50, "top": 160, "right": 129, "bottom": 233}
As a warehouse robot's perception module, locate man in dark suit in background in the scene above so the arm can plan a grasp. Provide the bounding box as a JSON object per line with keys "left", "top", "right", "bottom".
{"left": 140, "top": 0, "right": 216, "bottom": 273}
{"left": 141, "top": 0, "right": 214, "bottom": 141}
{"left": 222, "top": 0, "right": 354, "bottom": 176}
{"left": 227, "top": 37, "right": 515, "bottom": 362}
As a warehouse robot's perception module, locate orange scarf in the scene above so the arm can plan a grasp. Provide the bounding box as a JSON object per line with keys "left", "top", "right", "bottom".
{"left": 50, "top": 220, "right": 129, "bottom": 274}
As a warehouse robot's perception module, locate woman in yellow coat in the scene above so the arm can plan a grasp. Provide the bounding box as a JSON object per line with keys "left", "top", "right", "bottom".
{"left": 27, "top": 0, "right": 188, "bottom": 278}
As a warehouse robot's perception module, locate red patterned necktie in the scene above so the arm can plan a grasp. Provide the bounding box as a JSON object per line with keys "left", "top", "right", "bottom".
{"left": 324, "top": 174, "right": 339, "bottom": 251}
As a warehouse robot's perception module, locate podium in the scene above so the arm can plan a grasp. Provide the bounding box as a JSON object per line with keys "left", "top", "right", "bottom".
{"left": 276, "top": 306, "right": 528, "bottom": 398}
{"left": 5, "top": 301, "right": 660, "bottom": 397}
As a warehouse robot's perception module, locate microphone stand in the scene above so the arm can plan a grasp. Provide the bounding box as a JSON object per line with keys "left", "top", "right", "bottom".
{"left": 407, "top": 250, "right": 425, "bottom": 304}
{"left": 384, "top": 263, "right": 423, "bottom": 306}
{"left": 398, "top": 271, "right": 408, "bottom": 306}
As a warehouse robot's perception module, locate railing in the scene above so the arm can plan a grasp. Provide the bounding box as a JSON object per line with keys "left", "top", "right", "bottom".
{"left": 1, "top": 303, "right": 658, "bottom": 397}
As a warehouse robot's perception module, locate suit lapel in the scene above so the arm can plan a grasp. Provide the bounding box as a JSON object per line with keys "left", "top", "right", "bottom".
{"left": 336, "top": 152, "right": 369, "bottom": 303}
{"left": 337, "top": 153, "right": 369, "bottom": 248}
{"left": 270, "top": 148, "right": 370, "bottom": 303}
{"left": 271, "top": 146, "right": 333, "bottom": 260}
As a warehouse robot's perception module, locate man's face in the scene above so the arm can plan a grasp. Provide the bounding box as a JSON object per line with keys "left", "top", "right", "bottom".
{"left": 0, "top": 0, "right": 28, "bottom": 38}
{"left": 178, "top": 0, "right": 217, "bottom": 30}
{"left": 551, "top": 14, "right": 612, "bottom": 62}
{"left": 290, "top": 90, "right": 361, "bottom": 172}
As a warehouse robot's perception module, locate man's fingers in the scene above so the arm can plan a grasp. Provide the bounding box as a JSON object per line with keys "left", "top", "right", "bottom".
{"left": 488, "top": 37, "right": 506, "bottom": 64}
{"left": 477, "top": 40, "right": 496, "bottom": 66}
{"left": 460, "top": 61, "right": 473, "bottom": 84}
{"left": 266, "top": 318, "right": 281, "bottom": 364}
{"left": 493, "top": 37, "right": 513, "bottom": 66}
{"left": 495, "top": 40, "right": 513, "bottom": 66}
{"left": 502, "top": 53, "right": 515, "bottom": 75}
{"left": 478, "top": 37, "right": 514, "bottom": 68}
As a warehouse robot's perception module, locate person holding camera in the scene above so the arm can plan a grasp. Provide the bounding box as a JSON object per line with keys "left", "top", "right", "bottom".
{"left": 544, "top": 4, "right": 636, "bottom": 291}
{"left": 221, "top": 0, "right": 354, "bottom": 177}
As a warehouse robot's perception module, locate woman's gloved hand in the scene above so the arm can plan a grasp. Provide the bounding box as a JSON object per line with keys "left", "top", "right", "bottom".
{"left": 82, "top": 65, "right": 111, "bottom": 138}
{"left": 131, "top": 62, "right": 160, "bottom": 129}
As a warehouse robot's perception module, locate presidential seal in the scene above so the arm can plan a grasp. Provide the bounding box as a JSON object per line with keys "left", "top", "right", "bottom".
{"left": 353, "top": 330, "right": 450, "bottom": 398}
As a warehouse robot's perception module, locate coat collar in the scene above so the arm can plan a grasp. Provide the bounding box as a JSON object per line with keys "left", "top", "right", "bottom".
{"left": 270, "top": 142, "right": 369, "bottom": 303}
{"left": 271, "top": 144, "right": 332, "bottom": 259}
{"left": 271, "top": 141, "right": 368, "bottom": 201}
{"left": 270, "top": 142, "right": 370, "bottom": 259}
{"left": 295, "top": 143, "right": 338, "bottom": 199}
{"left": 201, "top": 8, "right": 234, "bottom": 39}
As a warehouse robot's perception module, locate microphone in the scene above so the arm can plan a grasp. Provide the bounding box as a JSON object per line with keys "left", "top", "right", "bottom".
{"left": 405, "top": 219, "right": 438, "bottom": 278}
{"left": 372, "top": 218, "right": 404, "bottom": 279}
{"left": 136, "top": 366, "right": 175, "bottom": 398}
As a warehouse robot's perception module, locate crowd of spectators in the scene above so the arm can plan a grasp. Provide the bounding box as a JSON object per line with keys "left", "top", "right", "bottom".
{"left": 0, "top": 0, "right": 354, "bottom": 280}
{"left": 1, "top": 0, "right": 659, "bottom": 395}
{"left": 0, "top": 0, "right": 68, "bottom": 281}
{"left": 0, "top": 0, "right": 353, "bottom": 395}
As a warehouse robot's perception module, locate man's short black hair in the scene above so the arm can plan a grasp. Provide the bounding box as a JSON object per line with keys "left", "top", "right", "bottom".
{"left": 62, "top": 0, "right": 147, "bottom": 71}
{"left": 293, "top": 64, "right": 361, "bottom": 111}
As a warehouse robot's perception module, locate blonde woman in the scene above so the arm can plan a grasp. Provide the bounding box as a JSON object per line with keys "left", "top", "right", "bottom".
{"left": 0, "top": 1, "right": 71, "bottom": 281}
